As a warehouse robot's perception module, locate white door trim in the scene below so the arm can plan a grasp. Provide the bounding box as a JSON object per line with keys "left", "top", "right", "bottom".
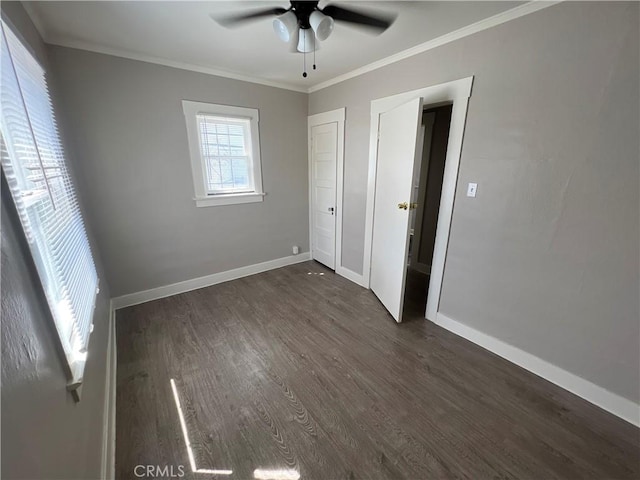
{"left": 308, "top": 108, "right": 345, "bottom": 271}
{"left": 363, "top": 77, "right": 473, "bottom": 320}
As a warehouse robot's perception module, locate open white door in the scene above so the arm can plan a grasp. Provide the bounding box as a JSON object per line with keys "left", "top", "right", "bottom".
{"left": 310, "top": 122, "right": 338, "bottom": 269}
{"left": 370, "top": 97, "right": 423, "bottom": 322}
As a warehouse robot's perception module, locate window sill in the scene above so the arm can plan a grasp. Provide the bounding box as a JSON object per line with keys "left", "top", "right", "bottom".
{"left": 194, "top": 192, "right": 265, "bottom": 207}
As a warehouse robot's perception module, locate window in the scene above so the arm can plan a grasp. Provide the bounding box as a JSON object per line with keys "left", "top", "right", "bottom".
{"left": 182, "top": 101, "right": 264, "bottom": 207}
{"left": 0, "top": 21, "right": 98, "bottom": 391}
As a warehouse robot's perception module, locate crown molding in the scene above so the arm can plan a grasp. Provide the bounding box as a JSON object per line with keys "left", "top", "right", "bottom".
{"left": 22, "top": 1, "right": 560, "bottom": 95}
{"left": 20, "top": 1, "right": 48, "bottom": 40}
{"left": 44, "top": 36, "right": 308, "bottom": 93}
{"left": 23, "top": 1, "right": 307, "bottom": 93}
{"left": 307, "top": 1, "right": 561, "bottom": 93}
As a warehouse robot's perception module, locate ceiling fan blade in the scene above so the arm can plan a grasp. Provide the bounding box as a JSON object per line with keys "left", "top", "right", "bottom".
{"left": 211, "top": 7, "right": 287, "bottom": 28}
{"left": 321, "top": 4, "right": 396, "bottom": 33}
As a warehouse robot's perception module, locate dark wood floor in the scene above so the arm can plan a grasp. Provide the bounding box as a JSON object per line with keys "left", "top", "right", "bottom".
{"left": 116, "top": 261, "right": 639, "bottom": 479}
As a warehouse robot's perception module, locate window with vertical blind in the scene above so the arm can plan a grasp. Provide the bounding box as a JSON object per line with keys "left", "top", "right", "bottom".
{"left": 182, "top": 101, "right": 264, "bottom": 207}
{"left": 1, "top": 20, "right": 98, "bottom": 390}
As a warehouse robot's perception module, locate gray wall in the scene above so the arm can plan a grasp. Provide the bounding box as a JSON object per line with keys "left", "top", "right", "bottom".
{"left": 309, "top": 2, "right": 640, "bottom": 403}
{"left": 1, "top": 2, "right": 112, "bottom": 479}
{"left": 47, "top": 46, "right": 309, "bottom": 297}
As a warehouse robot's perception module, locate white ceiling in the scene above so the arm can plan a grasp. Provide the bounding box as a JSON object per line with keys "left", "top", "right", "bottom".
{"left": 25, "top": 1, "right": 523, "bottom": 91}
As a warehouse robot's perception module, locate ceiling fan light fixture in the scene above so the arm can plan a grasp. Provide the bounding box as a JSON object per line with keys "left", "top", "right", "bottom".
{"left": 296, "top": 28, "right": 316, "bottom": 53}
{"left": 288, "top": 28, "right": 299, "bottom": 52}
{"left": 309, "top": 10, "right": 334, "bottom": 41}
{"left": 272, "top": 10, "right": 297, "bottom": 42}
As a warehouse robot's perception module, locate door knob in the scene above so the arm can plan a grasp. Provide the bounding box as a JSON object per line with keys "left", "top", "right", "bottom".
{"left": 328, "top": 207, "right": 334, "bottom": 215}
{"left": 398, "top": 202, "right": 408, "bottom": 210}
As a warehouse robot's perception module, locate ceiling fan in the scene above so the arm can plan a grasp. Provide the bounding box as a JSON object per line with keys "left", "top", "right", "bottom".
{"left": 212, "top": 1, "right": 396, "bottom": 77}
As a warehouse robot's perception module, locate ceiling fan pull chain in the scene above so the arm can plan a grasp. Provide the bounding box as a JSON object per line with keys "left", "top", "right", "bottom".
{"left": 302, "top": 29, "right": 308, "bottom": 78}
{"left": 213, "top": 1, "right": 396, "bottom": 77}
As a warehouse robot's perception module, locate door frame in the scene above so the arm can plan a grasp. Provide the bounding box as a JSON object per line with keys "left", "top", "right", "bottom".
{"left": 308, "top": 108, "right": 345, "bottom": 270}
{"left": 363, "top": 77, "right": 473, "bottom": 321}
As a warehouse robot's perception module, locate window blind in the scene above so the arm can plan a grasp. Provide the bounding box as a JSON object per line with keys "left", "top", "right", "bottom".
{"left": 1, "top": 22, "right": 98, "bottom": 386}
{"left": 197, "top": 114, "right": 253, "bottom": 194}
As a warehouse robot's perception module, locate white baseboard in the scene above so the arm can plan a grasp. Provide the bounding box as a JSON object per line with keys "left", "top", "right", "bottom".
{"left": 112, "top": 253, "right": 312, "bottom": 310}
{"left": 101, "top": 301, "right": 117, "bottom": 480}
{"left": 433, "top": 313, "right": 640, "bottom": 427}
{"left": 335, "top": 266, "right": 367, "bottom": 288}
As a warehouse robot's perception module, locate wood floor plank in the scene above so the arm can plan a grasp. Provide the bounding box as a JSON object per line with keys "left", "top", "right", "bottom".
{"left": 116, "top": 261, "right": 639, "bottom": 479}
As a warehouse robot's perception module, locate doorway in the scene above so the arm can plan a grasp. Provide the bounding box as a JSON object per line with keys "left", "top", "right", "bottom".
{"left": 404, "top": 105, "right": 453, "bottom": 321}
{"left": 363, "top": 77, "right": 473, "bottom": 323}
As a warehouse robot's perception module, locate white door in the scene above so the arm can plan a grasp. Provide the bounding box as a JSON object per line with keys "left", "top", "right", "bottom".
{"left": 311, "top": 122, "right": 338, "bottom": 269}
{"left": 370, "top": 97, "right": 424, "bottom": 322}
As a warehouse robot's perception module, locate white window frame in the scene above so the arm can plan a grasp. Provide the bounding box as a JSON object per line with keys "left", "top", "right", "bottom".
{"left": 182, "top": 101, "right": 264, "bottom": 207}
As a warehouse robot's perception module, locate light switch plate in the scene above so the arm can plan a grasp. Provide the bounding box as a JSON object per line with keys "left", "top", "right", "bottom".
{"left": 467, "top": 182, "right": 478, "bottom": 197}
